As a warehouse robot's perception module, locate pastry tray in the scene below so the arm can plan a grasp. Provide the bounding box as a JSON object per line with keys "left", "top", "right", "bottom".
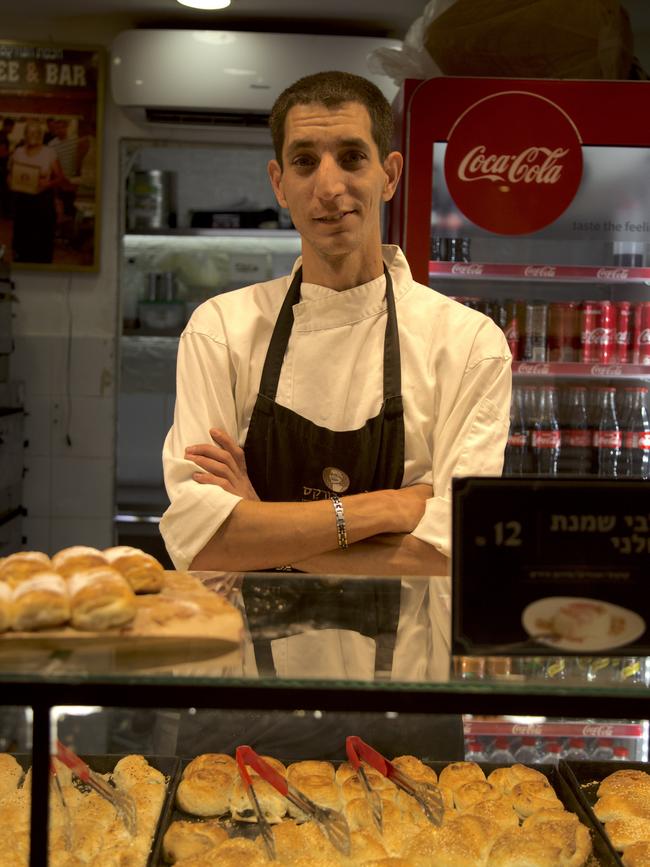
{"left": 559, "top": 759, "right": 650, "bottom": 865}
{"left": 153, "top": 758, "right": 621, "bottom": 866}
{"left": 14, "top": 753, "right": 180, "bottom": 867}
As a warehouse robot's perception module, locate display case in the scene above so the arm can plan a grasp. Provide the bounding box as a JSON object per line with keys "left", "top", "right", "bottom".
{"left": 1, "top": 571, "right": 648, "bottom": 865}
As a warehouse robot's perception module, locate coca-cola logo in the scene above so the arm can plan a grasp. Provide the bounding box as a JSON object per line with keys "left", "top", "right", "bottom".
{"left": 445, "top": 91, "right": 583, "bottom": 235}
{"left": 450, "top": 263, "right": 484, "bottom": 276}
{"left": 458, "top": 146, "right": 569, "bottom": 185}
{"left": 583, "top": 327, "right": 615, "bottom": 345}
{"left": 524, "top": 265, "right": 557, "bottom": 278}
{"left": 511, "top": 724, "right": 543, "bottom": 735}
{"left": 596, "top": 268, "right": 629, "bottom": 281}
{"left": 517, "top": 363, "right": 550, "bottom": 375}
{"left": 583, "top": 725, "right": 614, "bottom": 737}
{"left": 640, "top": 328, "right": 650, "bottom": 345}
{"left": 590, "top": 364, "right": 623, "bottom": 376}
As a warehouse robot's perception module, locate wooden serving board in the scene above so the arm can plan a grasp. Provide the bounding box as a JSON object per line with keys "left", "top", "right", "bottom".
{"left": 0, "top": 571, "right": 244, "bottom": 670}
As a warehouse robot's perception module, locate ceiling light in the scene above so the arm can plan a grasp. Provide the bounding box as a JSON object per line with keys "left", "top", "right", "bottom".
{"left": 177, "top": 0, "right": 231, "bottom": 9}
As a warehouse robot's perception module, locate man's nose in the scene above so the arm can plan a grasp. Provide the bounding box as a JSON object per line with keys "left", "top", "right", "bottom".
{"left": 314, "top": 154, "right": 346, "bottom": 199}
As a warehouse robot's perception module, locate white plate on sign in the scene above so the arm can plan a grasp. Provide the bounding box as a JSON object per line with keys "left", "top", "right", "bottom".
{"left": 521, "top": 596, "right": 646, "bottom": 652}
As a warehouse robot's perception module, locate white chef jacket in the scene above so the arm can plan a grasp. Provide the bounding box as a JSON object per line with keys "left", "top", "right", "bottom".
{"left": 160, "top": 245, "right": 512, "bottom": 571}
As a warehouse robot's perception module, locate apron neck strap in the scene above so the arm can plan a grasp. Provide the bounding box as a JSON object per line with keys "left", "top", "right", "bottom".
{"left": 258, "top": 263, "right": 401, "bottom": 401}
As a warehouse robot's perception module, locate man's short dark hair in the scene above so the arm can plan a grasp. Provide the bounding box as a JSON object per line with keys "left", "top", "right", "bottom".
{"left": 269, "top": 70, "right": 394, "bottom": 166}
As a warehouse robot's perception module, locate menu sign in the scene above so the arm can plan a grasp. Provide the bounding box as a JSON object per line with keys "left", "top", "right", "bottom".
{"left": 452, "top": 477, "right": 649, "bottom": 656}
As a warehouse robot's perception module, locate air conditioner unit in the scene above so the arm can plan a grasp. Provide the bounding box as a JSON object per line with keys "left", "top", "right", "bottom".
{"left": 110, "top": 29, "right": 400, "bottom": 128}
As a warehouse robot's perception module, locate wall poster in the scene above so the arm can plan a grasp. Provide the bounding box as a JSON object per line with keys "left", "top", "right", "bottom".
{"left": 0, "top": 41, "right": 104, "bottom": 271}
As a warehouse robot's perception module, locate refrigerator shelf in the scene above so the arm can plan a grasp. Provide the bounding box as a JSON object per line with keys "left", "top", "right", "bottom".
{"left": 463, "top": 719, "right": 645, "bottom": 739}
{"left": 429, "top": 262, "right": 650, "bottom": 285}
{"left": 513, "top": 361, "right": 650, "bottom": 379}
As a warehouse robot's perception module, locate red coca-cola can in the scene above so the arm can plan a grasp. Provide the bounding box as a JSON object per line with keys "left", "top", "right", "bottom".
{"left": 614, "top": 301, "right": 631, "bottom": 363}
{"left": 598, "top": 301, "right": 616, "bottom": 362}
{"left": 580, "top": 301, "right": 601, "bottom": 362}
{"left": 632, "top": 301, "right": 650, "bottom": 364}
{"left": 548, "top": 302, "right": 579, "bottom": 362}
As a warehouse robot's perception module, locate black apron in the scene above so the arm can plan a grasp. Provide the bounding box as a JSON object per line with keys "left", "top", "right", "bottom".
{"left": 242, "top": 264, "right": 406, "bottom": 675}
{"left": 243, "top": 264, "right": 404, "bottom": 502}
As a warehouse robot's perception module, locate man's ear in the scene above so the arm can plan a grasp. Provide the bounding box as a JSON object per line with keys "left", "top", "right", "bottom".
{"left": 268, "top": 159, "right": 288, "bottom": 208}
{"left": 382, "top": 151, "right": 404, "bottom": 202}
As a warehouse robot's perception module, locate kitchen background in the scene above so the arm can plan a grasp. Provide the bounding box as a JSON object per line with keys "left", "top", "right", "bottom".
{"left": 3, "top": 0, "right": 650, "bottom": 564}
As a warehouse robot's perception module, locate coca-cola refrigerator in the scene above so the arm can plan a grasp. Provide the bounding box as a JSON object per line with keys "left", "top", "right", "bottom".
{"left": 389, "top": 76, "right": 650, "bottom": 760}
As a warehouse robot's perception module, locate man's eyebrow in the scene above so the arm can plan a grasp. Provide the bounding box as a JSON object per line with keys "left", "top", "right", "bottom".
{"left": 285, "top": 136, "right": 370, "bottom": 155}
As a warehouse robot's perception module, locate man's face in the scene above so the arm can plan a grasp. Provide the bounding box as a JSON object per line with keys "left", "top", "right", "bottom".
{"left": 268, "top": 101, "right": 401, "bottom": 266}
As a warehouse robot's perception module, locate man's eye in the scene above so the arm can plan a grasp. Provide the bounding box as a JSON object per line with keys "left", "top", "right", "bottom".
{"left": 292, "top": 155, "right": 314, "bottom": 168}
{"left": 341, "top": 151, "right": 366, "bottom": 166}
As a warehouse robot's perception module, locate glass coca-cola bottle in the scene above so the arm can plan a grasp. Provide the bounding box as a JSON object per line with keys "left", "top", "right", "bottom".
{"left": 522, "top": 385, "right": 539, "bottom": 473}
{"left": 620, "top": 386, "right": 650, "bottom": 479}
{"left": 558, "top": 386, "right": 592, "bottom": 475}
{"left": 594, "top": 386, "right": 622, "bottom": 477}
{"left": 532, "top": 386, "right": 561, "bottom": 475}
{"left": 504, "top": 385, "right": 528, "bottom": 475}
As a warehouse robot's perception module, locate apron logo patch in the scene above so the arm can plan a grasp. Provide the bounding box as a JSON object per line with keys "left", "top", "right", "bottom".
{"left": 322, "top": 466, "right": 350, "bottom": 493}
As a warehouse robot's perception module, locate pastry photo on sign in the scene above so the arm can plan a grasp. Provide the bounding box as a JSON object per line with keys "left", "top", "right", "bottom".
{"left": 521, "top": 596, "right": 646, "bottom": 651}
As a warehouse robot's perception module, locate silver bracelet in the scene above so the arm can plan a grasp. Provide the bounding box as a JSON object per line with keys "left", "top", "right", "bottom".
{"left": 331, "top": 494, "right": 348, "bottom": 550}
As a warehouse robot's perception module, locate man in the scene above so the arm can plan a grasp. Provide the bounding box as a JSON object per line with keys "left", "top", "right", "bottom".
{"left": 160, "top": 71, "right": 511, "bottom": 576}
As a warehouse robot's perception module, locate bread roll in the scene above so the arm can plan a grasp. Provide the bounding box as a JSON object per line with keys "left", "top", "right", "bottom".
{"left": 11, "top": 572, "right": 70, "bottom": 630}
{"left": 0, "top": 753, "right": 23, "bottom": 799}
{"left": 512, "top": 779, "right": 563, "bottom": 818}
{"left": 622, "top": 841, "right": 650, "bottom": 867}
{"left": 51, "top": 545, "right": 107, "bottom": 579}
{"left": 103, "top": 546, "right": 165, "bottom": 594}
{"left": 454, "top": 780, "right": 500, "bottom": 811}
{"left": 162, "top": 818, "right": 228, "bottom": 863}
{"left": 348, "top": 829, "right": 389, "bottom": 862}
{"left": 272, "top": 820, "right": 340, "bottom": 864}
{"left": 605, "top": 817, "right": 650, "bottom": 851}
{"left": 340, "top": 772, "right": 389, "bottom": 804}
{"left": 486, "top": 828, "right": 563, "bottom": 867}
{"left": 0, "top": 551, "right": 52, "bottom": 587}
{"left": 286, "top": 775, "right": 341, "bottom": 820}
{"left": 438, "top": 761, "right": 486, "bottom": 791}
{"left": 287, "top": 760, "right": 335, "bottom": 784}
{"left": 466, "top": 794, "right": 519, "bottom": 830}
{"left": 230, "top": 774, "right": 287, "bottom": 824}
{"left": 113, "top": 753, "right": 165, "bottom": 790}
{"left": 595, "top": 793, "right": 650, "bottom": 822}
{"left": 336, "top": 760, "right": 374, "bottom": 785}
{"left": 182, "top": 754, "right": 237, "bottom": 781}
{"left": 0, "top": 580, "right": 13, "bottom": 631}
{"left": 170, "top": 836, "right": 267, "bottom": 866}
{"left": 598, "top": 770, "right": 650, "bottom": 799}
{"left": 521, "top": 815, "right": 592, "bottom": 867}
{"left": 176, "top": 768, "right": 233, "bottom": 817}
{"left": 68, "top": 566, "right": 136, "bottom": 631}
{"left": 392, "top": 755, "right": 438, "bottom": 785}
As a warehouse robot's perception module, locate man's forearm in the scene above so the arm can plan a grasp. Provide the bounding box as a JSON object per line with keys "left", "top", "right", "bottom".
{"left": 189, "top": 487, "right": 429, "bottom": 572}
{"left": 292, "top": 533, "right": 449, "bottom": 576}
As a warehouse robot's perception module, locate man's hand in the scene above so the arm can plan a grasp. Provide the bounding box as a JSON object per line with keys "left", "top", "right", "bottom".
{"left": 185, "top": 429, "right": 259, "bottom": 500}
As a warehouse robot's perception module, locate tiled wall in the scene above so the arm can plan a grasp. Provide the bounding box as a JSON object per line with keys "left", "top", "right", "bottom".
{"left": 16, "top": 335, "right": 116, "bottom": 553}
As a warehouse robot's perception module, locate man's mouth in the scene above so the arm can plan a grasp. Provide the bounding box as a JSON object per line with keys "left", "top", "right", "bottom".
{"left": 314, "top": 210, "right": 355, "bottom": 223}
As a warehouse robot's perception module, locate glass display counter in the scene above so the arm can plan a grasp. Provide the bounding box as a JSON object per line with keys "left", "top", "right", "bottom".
{"left": 0, "top": 571, "right": 648, "bottom": 865}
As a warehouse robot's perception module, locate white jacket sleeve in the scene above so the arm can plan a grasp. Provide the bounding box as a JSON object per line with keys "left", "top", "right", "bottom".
{"left": 160, "top": 331, "right": 243, "bottom": 570}
{"left": 411, "top": 320, "right": 512, "bottom": 558}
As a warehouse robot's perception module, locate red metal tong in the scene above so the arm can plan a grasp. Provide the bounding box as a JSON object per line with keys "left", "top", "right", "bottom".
{"left": 346, "top": 736, "right": 444, "bottom": 827}
{"left": 55, "top": 740, "right": 137, "bottom": 835}
{"left": 236, "top": 745, "right": 351, "bottom": 857}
